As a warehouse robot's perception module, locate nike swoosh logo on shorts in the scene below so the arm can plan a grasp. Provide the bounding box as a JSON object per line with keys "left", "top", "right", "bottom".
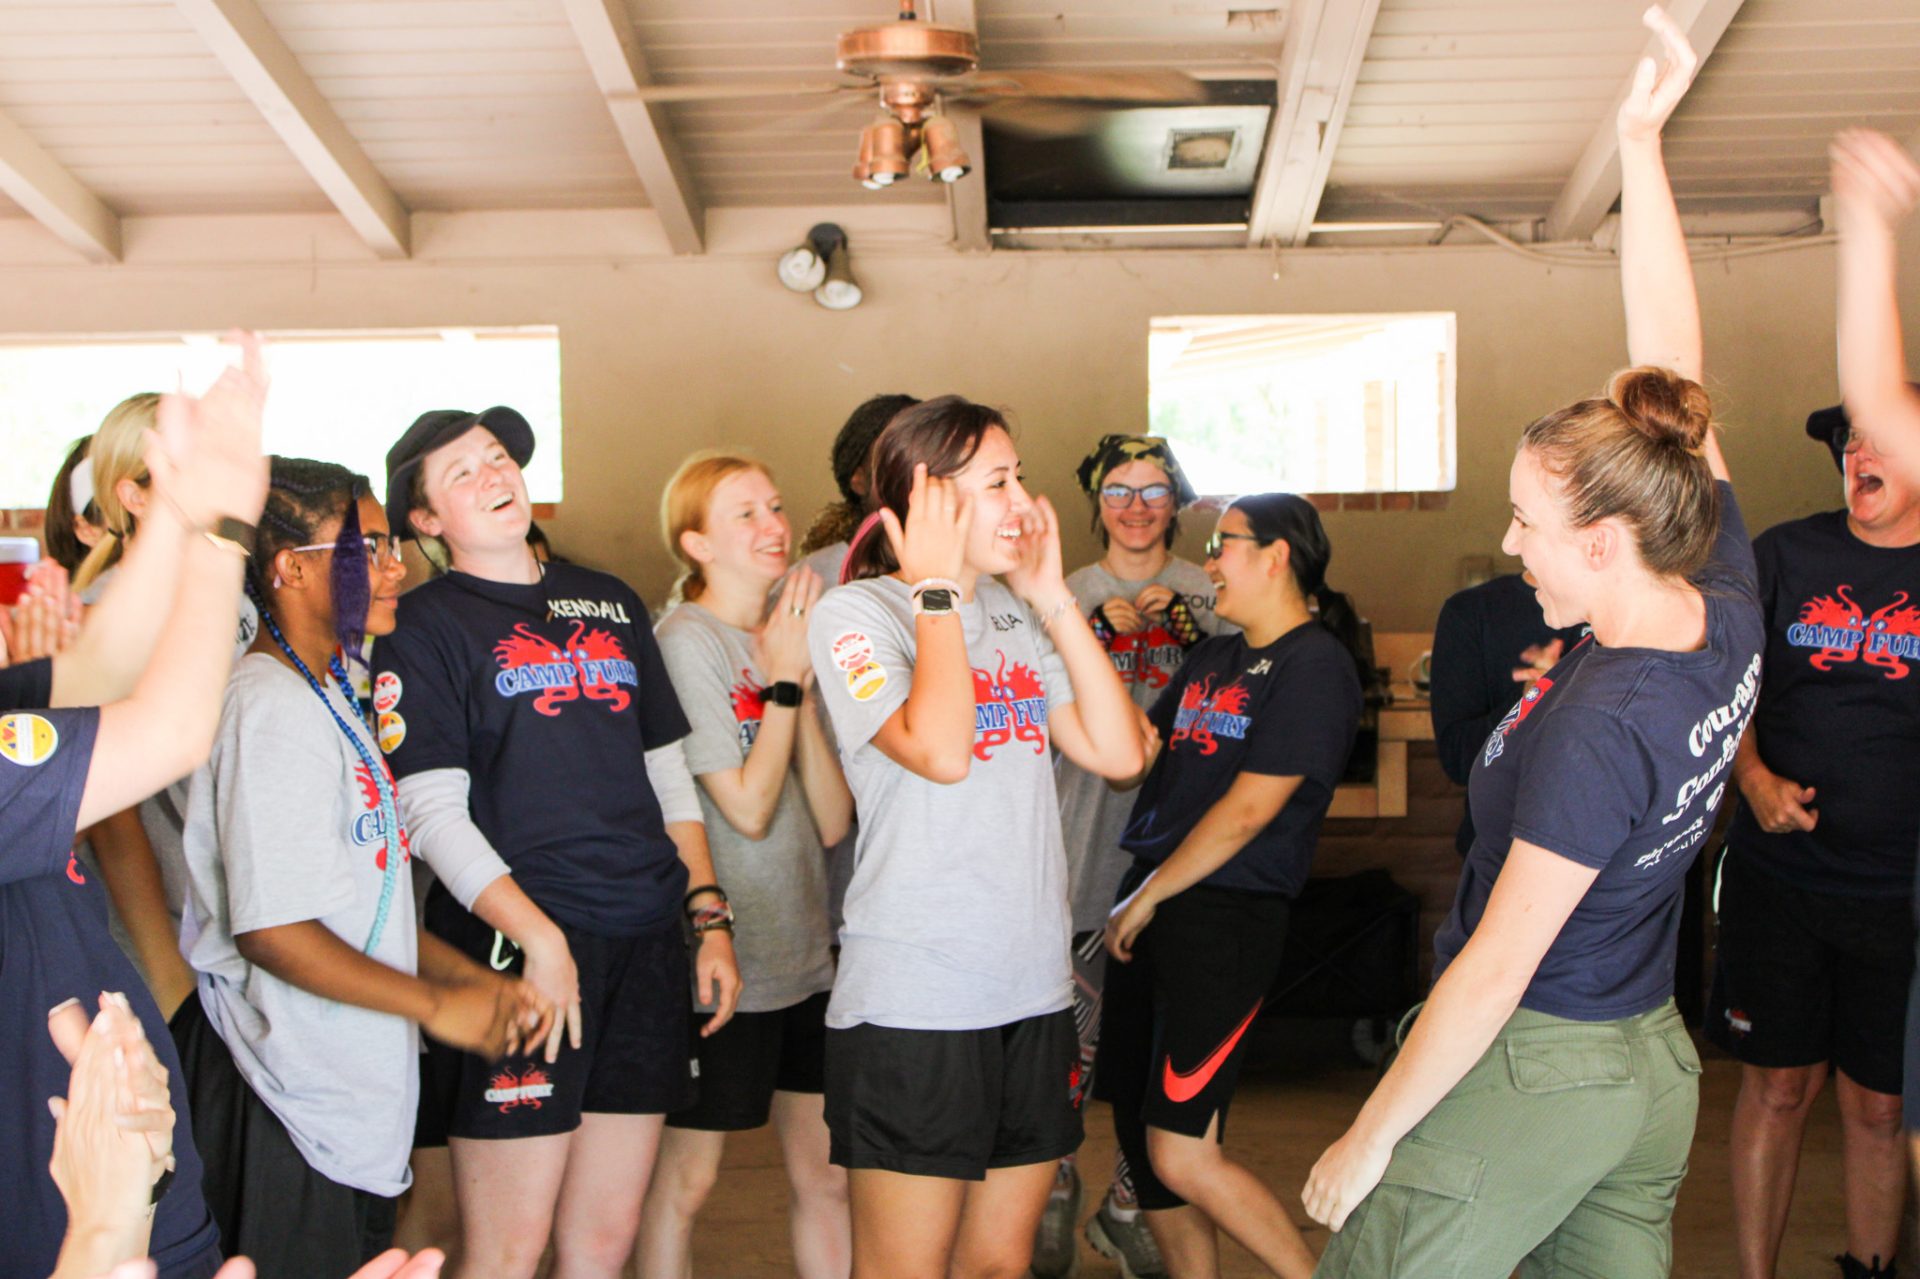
{"left": 1161, "top": 1000, "right": 1264, "bottom": 1104}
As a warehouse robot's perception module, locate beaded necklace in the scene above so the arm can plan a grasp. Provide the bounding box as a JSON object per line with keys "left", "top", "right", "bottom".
{"left": 259, "top": 606, "right": 402, "bottom": 955}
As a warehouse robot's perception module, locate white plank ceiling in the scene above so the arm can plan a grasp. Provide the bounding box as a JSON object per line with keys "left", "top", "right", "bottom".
{"left": 0, "top": 0, "right": 1911, "bottom": 257}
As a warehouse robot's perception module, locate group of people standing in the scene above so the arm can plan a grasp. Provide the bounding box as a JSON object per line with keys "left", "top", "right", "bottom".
{"left": 10, "top": 9, "right": 1920, "bottom": 1279}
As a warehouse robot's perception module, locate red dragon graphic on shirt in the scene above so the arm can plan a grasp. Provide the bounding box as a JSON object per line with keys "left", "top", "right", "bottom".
{"left": 491, "top": 620, "right": 638, "bottom": 715}
{"left": 1168, "top": 674, "right": 1253, "bottom": 756}
{"left": 971, "top": 652, "right": 1050, "bottom": 761}
{"left": 1108, "top": 625, "right": 1186, "bottom": 689}
{"left": 484, "top": 1065, "right": 555, "bottom": 1113}
{"left": 1786, "top": 585, "right": 1920, "bottom": 680}
{"left": 351, "top": 762, "right": 413, "bottom": 870}
{"left": 729, "top": 669, "right": 764, "bottom": 752}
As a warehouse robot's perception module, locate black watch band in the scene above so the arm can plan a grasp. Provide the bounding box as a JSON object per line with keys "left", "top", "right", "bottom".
{"left": 149, "top": 1162, "right": 176, "bottom": 1208}
{"left": 765, "top": 680, "right": 803, "bottom": 708}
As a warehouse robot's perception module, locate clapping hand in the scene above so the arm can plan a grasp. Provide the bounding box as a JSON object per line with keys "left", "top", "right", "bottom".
{"left": 1831, "top": 128, "right": 1920, "bottom": 234}
{"left": 0, "top": 561, "right": 83, "bottom": 664}
{"left": 760, "top": 567, "right": 822, "bottom": 686}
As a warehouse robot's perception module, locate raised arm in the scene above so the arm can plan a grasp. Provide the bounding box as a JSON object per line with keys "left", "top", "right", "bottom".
{"left": 1616, "top": 5, "right": 1726, "bottom": 481}
{"left": 870, "top": 467, "right": 978, "bottom": 784}
{"left": 1832, "top": 128, "right": 1920, "bottom": 466}
{"left": 78, "top": 338, "right": 269, "bottom": 830}
{"left": 1008, "top": 497, "right": 1144, "bottom": 781}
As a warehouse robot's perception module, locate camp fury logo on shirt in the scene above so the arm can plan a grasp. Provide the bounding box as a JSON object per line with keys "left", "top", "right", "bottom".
{"left": 1170, "top": 675, "right": 1252, "bottom": 756}
{"left": 1108, "top": 625, "right": 1186, "bottom": 689}
{"left": 729, "top": 669, "right": 763, "bottom": 752}
{"left": 1483, "top": 676, "right": 1555, "bottom": 766}
{"left": 1787, "top": 585, "right": 1920, "bottom": 680}
{"left": 485, "top": 1065, "right": 555, "bottom": 1112}
{"left": 350, "top": 762, "right": 412, "bottom": 869}
{"left": 492, "top": 620, "right": 639, "bottom": 716}
{"left": 972, "top": 652, "right": 1049, "bottom": 761}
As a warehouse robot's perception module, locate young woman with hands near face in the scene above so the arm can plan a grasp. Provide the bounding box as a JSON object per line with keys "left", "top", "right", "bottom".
{"left": 805, "top": 397, "right": 1142, "bottom": 1279}
{"left": 638, "top": 453, "right": 852, "bottom": 1279}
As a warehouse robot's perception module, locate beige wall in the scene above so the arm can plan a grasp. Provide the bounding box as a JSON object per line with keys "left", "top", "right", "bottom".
{"left": 0, "top": 210, "right": 1908, "bottom": 630}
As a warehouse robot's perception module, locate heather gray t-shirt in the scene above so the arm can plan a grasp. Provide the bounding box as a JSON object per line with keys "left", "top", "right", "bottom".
{"left": 655, "top": 602, "right": 836, "bottom": 1015}
{"left": 180, "top": 654, "right": 419, "bottom": 1197}
{"left": 809, "top": 576, "right": 1075, "bottom": 1031}
{"left": 1056, "top": 558, "right": 1226, "bottom": 932}
{"left": 795, "top": 540, "right": 854, "bottom": 929}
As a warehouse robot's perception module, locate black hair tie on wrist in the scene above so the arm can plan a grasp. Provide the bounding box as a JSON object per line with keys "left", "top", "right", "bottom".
{"left": 683, "top": 883, "right": 726, "bottom": 915}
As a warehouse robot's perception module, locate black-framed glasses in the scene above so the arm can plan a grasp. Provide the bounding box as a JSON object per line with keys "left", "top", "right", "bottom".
{"left": 292, "top": 531, "right": 405, "bottom": 568}
{"left": 1204, "top": 531, "right": 1263, "bottom": 559}
{"left": 1100, "top": 482, "right": 1174, "bottom": 510}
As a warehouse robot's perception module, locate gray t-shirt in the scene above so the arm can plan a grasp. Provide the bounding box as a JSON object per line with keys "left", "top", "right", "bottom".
{"left": 655, "top": 602, "right": 836, "bottom": 1014}
{"left": 808, "top": 576, "right": 1076, "bottom": 1031}
{"left": 1056, "top": 558, "right": 1226, "bottom": 932}
{"left": 180, "top": 654, "right": 419, "bottom": 1197}
{"left": 790, "top": 540, "right": 855, "bottom": 930}
{"left": 76, "top": 583, "right": 259, "bottom": 987}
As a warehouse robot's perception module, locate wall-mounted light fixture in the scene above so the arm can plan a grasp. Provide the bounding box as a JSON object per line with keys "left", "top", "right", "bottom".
{"left": 777, "top": 223, "right": 862, "bottom": 310}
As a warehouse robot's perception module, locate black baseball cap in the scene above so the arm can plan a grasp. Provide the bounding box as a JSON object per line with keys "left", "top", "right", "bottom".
{"left": 385, "top": 406, "right": 535, "bottom": 538}
{"left": 1805, "top": 403, "right": 1848, "bottom": 474}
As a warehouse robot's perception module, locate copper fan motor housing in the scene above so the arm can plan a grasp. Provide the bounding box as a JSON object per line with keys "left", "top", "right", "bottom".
{"left": 837, "top": 22, "right": 979, "bottom": 82}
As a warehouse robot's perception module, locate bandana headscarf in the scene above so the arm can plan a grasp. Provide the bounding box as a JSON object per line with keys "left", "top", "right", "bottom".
{"left": 1075, "top": 434, "right": 1199, "bottom": 507}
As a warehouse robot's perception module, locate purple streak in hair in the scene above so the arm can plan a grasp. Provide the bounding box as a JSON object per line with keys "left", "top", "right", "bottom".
{"left": 330, "top": 496, "right": 371, "bottom": 660}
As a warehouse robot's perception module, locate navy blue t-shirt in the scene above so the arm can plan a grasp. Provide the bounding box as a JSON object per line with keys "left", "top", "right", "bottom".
{"left": 0, "top": 661, "right": 221, "bottom": 1279}
{"left": 373, "top": 564, "right": 692, "bottom": 935}
{"left": 1121, "top": 624, "right": 1361, "bottom": 898}
{"left": 1434, "top": 482, "right": 1765, "bottom": 1021}
{"left": 1726, "top": 510, "right": 1920, "bottom": 895}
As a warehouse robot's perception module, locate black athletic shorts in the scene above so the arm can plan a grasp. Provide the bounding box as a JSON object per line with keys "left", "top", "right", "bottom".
{"left": 173, "top": 992, "right": 398, "bottom": 1274}
{"left": 1707, "top": 850, "right": 1913, "bottom": 1097}
{"left": 668, "top": 989, "right": 830, "bottom": 1132}
{"left": 824, "top": 1008, "right": 1082, "bottom": 1179}
{"left": 1093, "top": 861, "right": 1291, "bottom": 1211}
{"left": 419, "top": 890, "right": 695, "bottom": 1142}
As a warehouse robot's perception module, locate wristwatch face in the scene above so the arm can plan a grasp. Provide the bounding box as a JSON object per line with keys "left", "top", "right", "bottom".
{"left": 918, "top": 588, "right": 954, "bottom": 613}
{"left": 766, "top": 680, "right": 803, "bottom": 707}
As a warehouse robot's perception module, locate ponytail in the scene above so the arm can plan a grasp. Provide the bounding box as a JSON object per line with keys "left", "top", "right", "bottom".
{"left": 1230, "top": 492, "right": 1373, "bottom": 689}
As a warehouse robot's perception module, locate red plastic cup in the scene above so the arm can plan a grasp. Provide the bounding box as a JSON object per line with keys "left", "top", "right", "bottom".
{"left": 0, "top": 538, "right": 38, "bottom": 606}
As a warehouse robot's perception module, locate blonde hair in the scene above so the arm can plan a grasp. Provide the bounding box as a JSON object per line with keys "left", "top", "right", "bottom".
{"left": 661, "top": 450, "right": 775, "bottom": 604}
{"left": 73, "top": 393, "right": 161, "bottom": 592}
{"left": 1520, "top": 365, "right": 1719, "bottom": 580}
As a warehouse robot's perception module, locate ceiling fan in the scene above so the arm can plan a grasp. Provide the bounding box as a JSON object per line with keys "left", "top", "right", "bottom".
{"left": 612, "top": 0, "right": 1206, "bottom": 188}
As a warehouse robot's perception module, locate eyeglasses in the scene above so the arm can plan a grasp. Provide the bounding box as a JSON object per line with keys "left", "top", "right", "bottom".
{"left": 1100, "top": 482, "right": 1174, "bottom": 510}
{"left": 292, "top": 532, "right": 405, "bottom": 568}
{"left": 1204, "top": 531, "right": 1263, "bottom": 559}
{"left": 1844, "top": 428, "right": 1871, "bottom": 455}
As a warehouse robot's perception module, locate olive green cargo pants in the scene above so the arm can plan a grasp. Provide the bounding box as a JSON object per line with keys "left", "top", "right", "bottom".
{"left": 1315, "top": 1000, "right": 1701, "bottom": 1279}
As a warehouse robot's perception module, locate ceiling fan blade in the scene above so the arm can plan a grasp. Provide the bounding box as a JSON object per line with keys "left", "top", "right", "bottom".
{"left": 944, "top": 69, "right": 1206, "bottom": 106}
{"left": 608, "top": 81, "right": 861, "bottom": 105}
{"left": 975, "top": 100, "right": 1107, "bottom": 140}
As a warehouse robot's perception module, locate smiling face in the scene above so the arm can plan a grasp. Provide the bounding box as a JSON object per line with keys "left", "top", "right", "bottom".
{"left": 948, "top": 425, "right": 1035, "bottom": 576}
{"left": 688, "top": 466, "right": 790, "bottom": 588}
{"left": 411, "top": 426, "right": 531, "bottom": 556}
{"left": 1204, "top": 506, "right": 1282, "bottom": 626}
{"left": 358, "top": 495, "right": 406, "bottom": 637}
{"left": 1502, "top": 446, "right": 1597, "bottom": 630}
{"left": 1843, "top": 427, "right": 1920, "bottom": 536}
{"left": 1098, "top": 458, "right": 1176, "bottom": 552}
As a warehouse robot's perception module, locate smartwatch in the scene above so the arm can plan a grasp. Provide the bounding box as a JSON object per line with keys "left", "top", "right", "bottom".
{"left": 765, "top": 680, "right": 803, "bottom": 708}
{"left": 913, "top": 588, "right": 956, "bottom": 618}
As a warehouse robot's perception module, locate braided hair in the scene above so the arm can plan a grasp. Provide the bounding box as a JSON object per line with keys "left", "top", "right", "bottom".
{"left": 799, "top": 393, "right": 919, "bottom": 556}
{"left": 248, "top": 457, "right": 374, "bottom": 661}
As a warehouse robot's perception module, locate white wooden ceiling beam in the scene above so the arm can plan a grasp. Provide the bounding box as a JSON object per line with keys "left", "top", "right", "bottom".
{"left": 1247, "top": 0, "right": 1383, "bottom": 248}
{"left": 1543, "top": 0, "right": 1746, "bottom": 243}
{"left": 0, "top": 109, "right": 119, "bottom": 263}
{"left": 560, "top": 0, "right": 705, "bottom": 255}
{"left": 931, "top": 0, "right": 989, "bottom": 253}
{"left": 174, "top": 0, "right": 408, "bottom": 258}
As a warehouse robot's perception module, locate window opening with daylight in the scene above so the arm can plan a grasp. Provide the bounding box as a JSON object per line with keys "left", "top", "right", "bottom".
{"left": 0, "top": 327, "right": 563, "bottom": 510}
{"left": 1149, "top": 313, "right": 1456, "bottom": 497}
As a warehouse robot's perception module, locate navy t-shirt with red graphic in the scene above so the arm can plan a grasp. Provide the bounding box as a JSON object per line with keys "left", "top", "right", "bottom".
{"left": 373, "top": 563, "right": 691, "bottom": 935}
{"left": 1121, "top": 623, "right": 1362, "bottom": 898}
{"left": 1435, "top": 482, "right": 1765, "bottom": 1021}
{"left": 1727, "top": 510, "right": 1920, "bottom": 895}
{"left": 0, "top": 660, "right": 223, "bottom": 1279}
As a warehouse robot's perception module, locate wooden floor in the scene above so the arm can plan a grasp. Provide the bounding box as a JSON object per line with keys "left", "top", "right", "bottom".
{"left": 687, "top": 1037, "right": 1859, "bottom": 1279}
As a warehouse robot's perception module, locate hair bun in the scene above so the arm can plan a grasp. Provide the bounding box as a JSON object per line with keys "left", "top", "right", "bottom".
{"left": 1607, "top": 365, "right": 1711, "bottom": 452}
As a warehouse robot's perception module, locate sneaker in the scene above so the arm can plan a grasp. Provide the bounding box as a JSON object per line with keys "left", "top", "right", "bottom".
{"left": 1085, "top": 1200, "right": 1168, "bottom": 1279}
{"left": 1030, "top": 1163, "right": 1082, "bottom": 1279}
